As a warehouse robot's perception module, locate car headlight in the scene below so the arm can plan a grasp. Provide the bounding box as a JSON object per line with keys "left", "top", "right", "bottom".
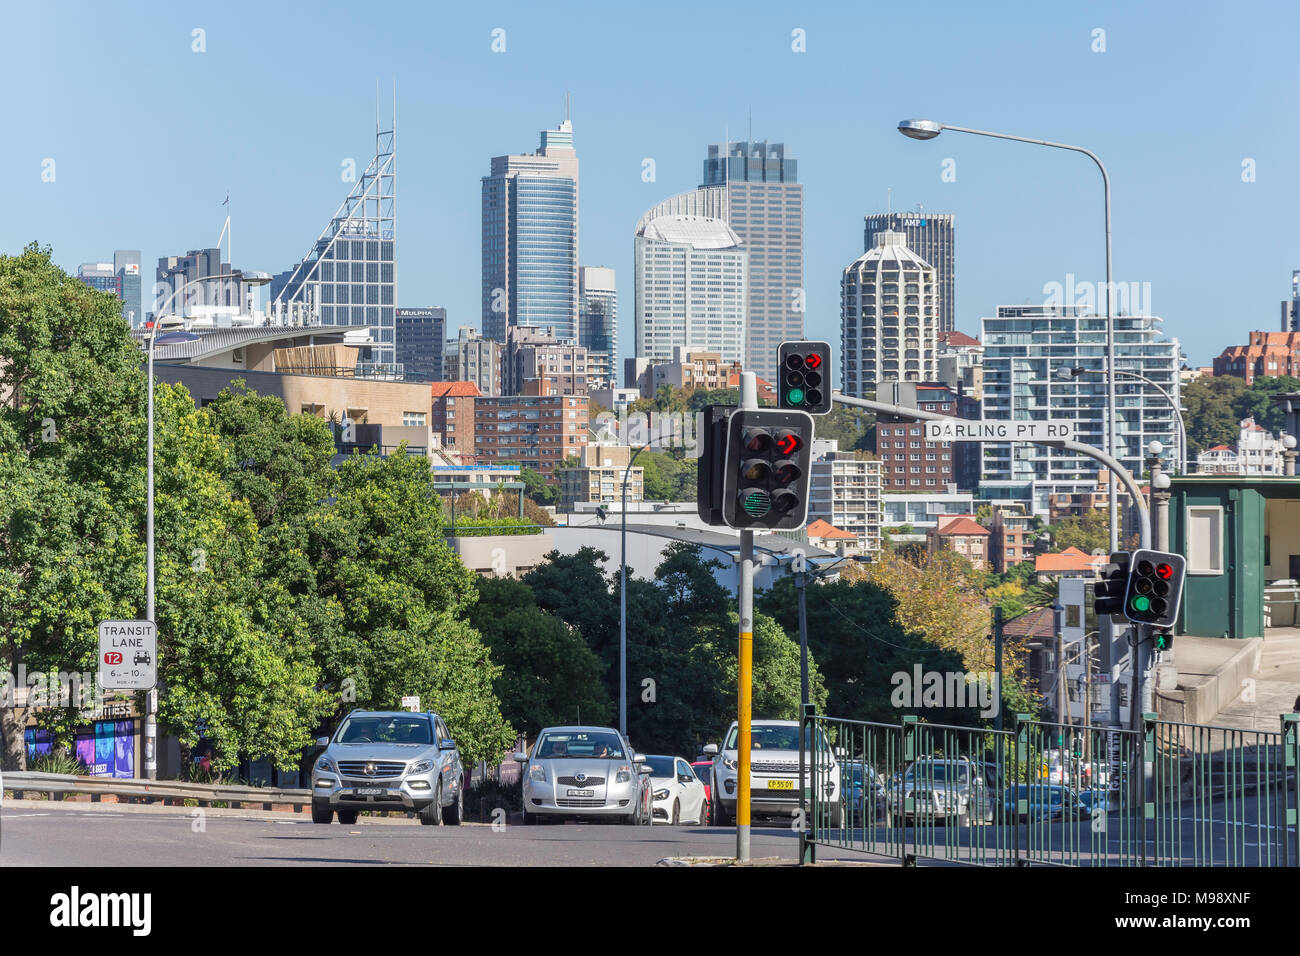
{"left": 723, "top": 757, "right": 737, "bottom": 771}
{"left": 315, "top": 756, "right": 335, "bottom": 774}
{"left": 409, "top": 759, "right": 434, "bottom": 775}
{"left": 529, "top": 764, "right": 546, "bottom": 782}
{"left": 653, "top": 788, "right": 670, "bottom": 801}
{"left": 616, "top": 766, "right": 632, "bottom": 783}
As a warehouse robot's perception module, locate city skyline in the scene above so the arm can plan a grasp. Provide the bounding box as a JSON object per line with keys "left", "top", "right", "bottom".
{"left": 5, "top": 1, "right": 1298, "bottom": 373}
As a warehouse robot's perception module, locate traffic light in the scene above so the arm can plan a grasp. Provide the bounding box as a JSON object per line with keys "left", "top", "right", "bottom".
{"left": 1093, "top": 551, "right": 1131, "bottom": 619}
{"left": 1123, "top": 549, "right": 1186, "bottom": 629}
{"left": 778, "top": 341, "right": 832, "bottom": 415}
{"left": 696, "top": 404, "right": 733, "bottom": 526}
{"left": 1153, "top": 630, "right": 1175, "bottom": 652}
{"left": 721, "top": 408, "right": 815, "bottom": 531}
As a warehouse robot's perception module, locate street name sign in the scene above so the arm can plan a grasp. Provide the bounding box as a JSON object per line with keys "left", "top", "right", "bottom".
{"left": 924, "top": 420, "right": 1075, "bottom": 442}
{"left": 98, "top": 620, "right": 156, "bottom": 691}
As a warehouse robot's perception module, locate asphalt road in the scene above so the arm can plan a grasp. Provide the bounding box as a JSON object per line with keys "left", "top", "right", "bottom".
{"left": 1, "top": 796, "right": 1289, "bottom": 866}
{"left": 0, "top": 803, "right": 851, "bottom": 867}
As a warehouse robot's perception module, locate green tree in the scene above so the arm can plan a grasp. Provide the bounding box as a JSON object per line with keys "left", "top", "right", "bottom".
{"left": 1046, "top": 510, "right": 1109, "bottom": 554}
{"left": 812, "top": 404, "right": 876, "bottom": 452}
{"left": 1182, "top": 375, "right": 1248, "bottom": 457}
{"left": 468, "top": 577, "right": 613, "bottom": 736}
{"left": 638, "top": 450, "right": 697, "bottom": 501}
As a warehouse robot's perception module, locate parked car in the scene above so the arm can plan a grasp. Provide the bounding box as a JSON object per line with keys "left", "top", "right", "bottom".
{"left": 690, "top": 760, "right": 714, "bottom": 806}
{"left": 1003, "top": 784, "right": 1090, "bottom": 822}
{"left": 842, "top": 761, "right": 887, "bottom": 822}
{"left": 513, "top": 726, "right": 652, "bottom": 825}
{"left": 645, "top": 755, "right": 709, "bottom": 825}
{"left": 706, "top": 719, "right": 842, "bottom": 828}
{"left": 886, "top": 757, "right": 993, "bottom": 827}
{"left": 311, "top": 709, "right": 464, "bottom": 826}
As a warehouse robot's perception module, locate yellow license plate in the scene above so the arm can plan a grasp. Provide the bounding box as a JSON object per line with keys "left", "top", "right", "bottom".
{"left": 766, "top": 780, "right": 794, "bottom": 790}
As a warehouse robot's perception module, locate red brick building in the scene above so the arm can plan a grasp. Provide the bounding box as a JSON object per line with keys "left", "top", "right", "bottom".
{"left": 473, "top": 393, "right": 589, "bottom": 476}
{"left": 431, "top": 381, "right": 480, "bottom": 460}
{"left": 1213, "top": 331, "right": 1300, "bottom": 384}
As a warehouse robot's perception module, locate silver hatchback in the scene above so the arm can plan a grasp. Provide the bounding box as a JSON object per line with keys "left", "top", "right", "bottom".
{"left": 514, "top": 726, "right": 653, "bottom": 824}
{"left": 312, "top": 710, "right": 464, "bottom": 826}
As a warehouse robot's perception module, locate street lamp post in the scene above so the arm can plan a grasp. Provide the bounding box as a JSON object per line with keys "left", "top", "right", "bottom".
{"left": 1059, "top": 365, "right": 1186, "bottom": 475}
{"left": 898, "top": 120, "right": 1118, "bottom": 551}
{"left": 618, "top": 419, "right": 653, "bottom": 738}
{"left": 141, "top": 269, "right": 269, "bottom": 779}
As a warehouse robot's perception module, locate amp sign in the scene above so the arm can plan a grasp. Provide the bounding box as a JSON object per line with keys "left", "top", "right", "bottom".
{"left": 924, "top": 420, "right": 1075, "bottom": 443}
{"left": 98, "top": 620, "right": 157, "bottom": 691}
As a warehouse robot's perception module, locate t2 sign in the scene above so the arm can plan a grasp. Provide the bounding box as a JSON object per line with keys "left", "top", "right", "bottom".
{"left": 98, "top": 620, "right": 157, "bottom": 691}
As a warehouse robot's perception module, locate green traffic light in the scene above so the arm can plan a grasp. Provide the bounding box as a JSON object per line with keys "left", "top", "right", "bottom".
{"left": 741, "top": 490, "right": 771, "bottom": 517}
{"left": 1131, "top": 595, "right": 1150, "bottom": 613}
{"left": 786, "top": 387, "right": 804, "bottom": 405}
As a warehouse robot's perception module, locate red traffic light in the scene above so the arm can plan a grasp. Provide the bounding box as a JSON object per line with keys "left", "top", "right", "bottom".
{"left": 1155, "top": 563, "right": 1173, "bottom": 580}
{"left": 804, "top": 352, "right": 822, "bottom": 370}
{"left": 774, "top": 431, "right": 802, "bottom": 456}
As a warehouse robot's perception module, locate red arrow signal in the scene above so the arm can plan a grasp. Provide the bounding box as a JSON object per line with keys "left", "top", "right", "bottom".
{"left": 804, "top": 352, "right": 822, "bottom": 369}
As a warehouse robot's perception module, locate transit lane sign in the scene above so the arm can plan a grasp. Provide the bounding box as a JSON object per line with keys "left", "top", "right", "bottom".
{"left": 99, "top": 620, "right": 157, "bottom": 691}
{"left": 924, "top": 420, "right": 1075, "bottom": 442}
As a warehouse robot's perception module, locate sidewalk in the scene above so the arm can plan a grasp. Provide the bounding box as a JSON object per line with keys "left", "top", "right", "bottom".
{"left": 1212, "top": 627, "right": 1300, "bottom": 732}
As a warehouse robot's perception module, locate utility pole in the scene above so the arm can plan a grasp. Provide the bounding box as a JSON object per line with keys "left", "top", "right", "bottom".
{"left": 992, "top": 606, "right": 1005, "bottom": 733}
{"left": 736, "top": 372, "right": 757, "bottom": 863}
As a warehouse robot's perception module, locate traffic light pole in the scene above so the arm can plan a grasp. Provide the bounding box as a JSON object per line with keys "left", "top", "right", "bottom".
{"left": 736, "top": 371, "right": 758, "bottom": 864}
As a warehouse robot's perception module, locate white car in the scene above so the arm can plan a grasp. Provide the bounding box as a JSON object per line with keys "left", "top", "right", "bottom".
{"left": 707, "top": 719, "right": 842, "bottom": 828}
{"left": 644, "top": 754, "right": 708, "bottom": 825}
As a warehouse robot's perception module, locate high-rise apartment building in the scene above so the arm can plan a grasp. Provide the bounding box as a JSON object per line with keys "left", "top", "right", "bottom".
{"left": 579, "top": 265, "right": 617, "bottom": 390}
{"left": 482, "top": 118, "right": 579, "bottom": 344}
{"left": 702, "top": 141, "right": 803, "bottom": 381}
{"left": 864, "top": 212, "right": 954, "bottom": 333}
{"left": 444, "top": 326, "right": 502, "bottom": 397}
{"left": 808, "top": 444, "right": 882, "bottom": 557}
{"left": 270, "top": 115, "right": 397, "bottom": 375}
{"left": 473, "top": 392, "right": 588, "bottom": 476}
{"left": 504, "top": 325, "right": 588, "bottom": 396}
{"left": 840, "top": 230, "right": 939, "bottom": 395}
{"left": 635, "top": 190, "right": 747, "bottom": 366}
{"left": 980, "top": 305, "right": 1183, "bottom": 517}
{"left": 395, "top": 307, "right": 446, "bottom": 382}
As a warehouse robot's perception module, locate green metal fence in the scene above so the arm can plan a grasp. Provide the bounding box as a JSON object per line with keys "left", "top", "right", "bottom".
{"left": 803, "top": 707, "right": 1299, "bottom": 867}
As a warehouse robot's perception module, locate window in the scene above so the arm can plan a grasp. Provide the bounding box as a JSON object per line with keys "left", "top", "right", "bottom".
{"left": 403, "top": 411, "right": 426, "bottom": 428}
{"left": 1185, "top": 505, "right": 1224, "bottom": 575}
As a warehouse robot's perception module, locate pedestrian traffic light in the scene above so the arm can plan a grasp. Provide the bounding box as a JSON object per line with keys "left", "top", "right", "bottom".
{"left": 1093, "top": 551, "right": 1131, "bottom": 619}
{"left": 721, "top": 408, "right": 815, "bottom": 530}
{"left": 1123, "top": 549, "right": 1186, "bottom": 629}
{"left": 696, "top": 404, "right": 733, "bottom": 526}
{"left": 778, "top": 341, "right": 832, "bottom": 415}
{"left": 1153, "top": 630, "right": 1175, "bottom": 652}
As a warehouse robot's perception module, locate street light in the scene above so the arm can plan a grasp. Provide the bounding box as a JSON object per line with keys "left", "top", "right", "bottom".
{"left": 1057, "top": 365, "right": 1186, "bottom": 475}
{"left": 898, "top": 119, "right": 1118, "bottom": 551}
{"left": 142, "top": 268, "right": 270, "bottom": 779}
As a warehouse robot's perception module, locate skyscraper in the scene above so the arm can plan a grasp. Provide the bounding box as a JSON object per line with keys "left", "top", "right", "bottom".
{"left": 482, "top": 118, "right": 579, "bottom": 344}
{"left": 579, "top": 266, "right": 617, "bottom": 390}
{"left": 864, "top": 212, "right": 955, "bottom": 332}
{"left": 702, "top": 140, "right": 803, "bottom": 381}
{"left": 840, "top": 230, "right": 939, "bottom": 396}
{"left": 635, "top": 189, "right": 747, "bottom": 366}
{"left": 75, "top": 251, "right": 141, "bottom": 326}
{"left": 270, "top": 113, "right": 397, "bottom": 376}
{"left": 395, "top": 307, "right": 447, "bottom": 382}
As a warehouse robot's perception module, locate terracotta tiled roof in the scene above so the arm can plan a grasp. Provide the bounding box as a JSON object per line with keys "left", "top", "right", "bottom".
{"left": 807, "top": 519, "right": 856, "bottom": 540}
{"left": 1002, "top": 606, "right": 1056, "bottom": 639}
{"left": 939, "top": 330, "right": 980, "bottom": 347}
{"left": 1034, "top": 546, "right": 1106, "bottom": 573}
{"left": 431, "top": 381, "right": 481, "bottom": 398}
{"left": 935, "top": 515, "right": 989, "bottom": 536}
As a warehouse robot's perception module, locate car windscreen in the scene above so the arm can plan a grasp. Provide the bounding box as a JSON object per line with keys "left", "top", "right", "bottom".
{"left": 535, "top": 731, "right": 626, "bottom": 760}
{"left": 336, "top": 714, "right": 433, "bottom": 745}
{"left": 905, "top": 763, "right": 968, "bottom": 785}
{"left": 724, "top": 725, "right": 830, "bottom": 752}
{"left": 644, "top": 755, "right": 676, "bottom": 777}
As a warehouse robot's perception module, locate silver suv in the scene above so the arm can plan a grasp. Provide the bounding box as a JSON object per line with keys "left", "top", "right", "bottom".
{"left": 513, "top": 726, "right": 653, "bottom": 824}
{"left": 312, "top": 710, "right": 464, "bottom": 826}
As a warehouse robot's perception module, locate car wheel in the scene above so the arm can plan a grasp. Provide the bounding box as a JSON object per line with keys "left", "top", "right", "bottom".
{"left": 444, "top": 785, "right": 463, "bottom": 826}
{"left": 337, "top": 810, "right": 359, "bottom": 825}
{"left": 522, "top": 807, "right": 534, "bottom": 826}
{"left": 311, "top": 801, "right": 333, "bottom": 825}
{"left": 715, "top": 799, "right": 732, "bottom": 826}
{"left": 671, "top": 800, "right": 680, "bottom": 826}
{"left": 419, "top": 784, "right": 443, "bottom": 826}
{"left": 828, "top": 802, "right": 843, "bottom": 829}
{"left": 699, "top": 799, "right": 710, "bottom": 826}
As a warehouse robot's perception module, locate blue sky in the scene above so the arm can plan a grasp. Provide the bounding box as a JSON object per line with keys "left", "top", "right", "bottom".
{"left": 3, "top": 0, "right": 1297, "bottom": 370}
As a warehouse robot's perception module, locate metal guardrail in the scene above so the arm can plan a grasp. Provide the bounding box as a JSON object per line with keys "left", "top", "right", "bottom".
{"left": 804, "top": 710, "right": 1300, "bottom": 867}
{"left": 1264, "top": 584, "right": 1300, "bottom": 627}
{"left": 2, "top": 772, "right": 311, "bottom": 810}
